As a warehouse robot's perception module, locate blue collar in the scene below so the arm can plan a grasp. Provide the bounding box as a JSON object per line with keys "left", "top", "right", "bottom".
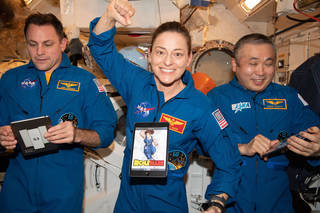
{"left": 150, "top": 70, "right": 195, "bottom": 99}
{"left": 26, "top": 53, "right": 72, "bottom": 71}
{"left": 230, "top": 76, "right": 275, "bottom": 97}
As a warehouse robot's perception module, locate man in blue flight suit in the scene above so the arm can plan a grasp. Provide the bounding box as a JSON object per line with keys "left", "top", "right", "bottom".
{"left": 0, "top": 13, "right": 117, "bottom": 213}
{"left": 207, "top": 33, "right": 320, "bottom": 213}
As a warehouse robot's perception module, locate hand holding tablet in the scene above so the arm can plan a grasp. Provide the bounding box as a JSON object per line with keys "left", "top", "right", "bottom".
{"left": 10, "top": 116, "right": 58, "bottom": 158}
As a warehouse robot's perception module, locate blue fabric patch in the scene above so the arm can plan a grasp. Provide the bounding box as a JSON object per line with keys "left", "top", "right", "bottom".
{"left": 190, "top": 0, "right": 210, "bottom": 7}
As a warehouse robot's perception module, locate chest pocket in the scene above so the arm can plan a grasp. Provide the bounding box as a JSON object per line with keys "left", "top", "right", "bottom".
{"left": 47, "top": 88, "right": 82, "bottom": 126}
{"left": 262, "top": 108, "right": 291, "bottom": 137}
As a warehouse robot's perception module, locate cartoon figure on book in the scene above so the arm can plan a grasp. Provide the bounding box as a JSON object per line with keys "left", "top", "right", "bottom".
{"left": 207, "top": 33, "right": 320, "bottom": 213}
{"left": 88, "top": 0, "right": 241, "bottom": 212}
{"left": 0, "top": 13, "right": 117, "bottom": 213}
{"left": 140, "top": 129, "right": 158, "bottom": 160}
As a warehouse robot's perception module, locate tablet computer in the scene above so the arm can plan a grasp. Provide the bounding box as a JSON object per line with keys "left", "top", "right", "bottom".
{"left": 262, "top": 132, "right": 311, "bottom": 158}
{"left": 11, "top": 116, "right": 58, "bottom": 158}
{"left": 130, "top": 122, "right": 169, "bottom": 178}
{"left": 262, "top": 140, "right": 288, "bottom": 157}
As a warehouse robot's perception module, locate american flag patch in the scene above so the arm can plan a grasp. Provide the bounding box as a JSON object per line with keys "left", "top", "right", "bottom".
{"left": 212, "top": 109, "right": 228, "bottom": 130}
{"left": 93, "top": 78, "right": 105, "bottom": 93}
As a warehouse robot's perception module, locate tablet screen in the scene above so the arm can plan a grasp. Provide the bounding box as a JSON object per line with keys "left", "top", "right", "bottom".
{"left": 130, "top": 122, "right": 169, "bottom": 178}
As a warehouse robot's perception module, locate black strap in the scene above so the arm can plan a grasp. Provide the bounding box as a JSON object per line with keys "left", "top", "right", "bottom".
{"left": 210, "top": 194, "right": 227, "bottom": 205}
{"left": 207, "top": 201, "right": 226, "bottom": 213}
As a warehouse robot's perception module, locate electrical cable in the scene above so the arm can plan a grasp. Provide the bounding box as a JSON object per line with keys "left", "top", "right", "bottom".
{"left": 286, "top": 14, "right": 320, "bottom": 22}
{"left": 182, "top": 7, "right": 198, "bottom": 25}
{"left": 271, "top": 13, "right": 320, "bottom": 37}
{"left": 293, "top": 0, "right": 320, "bottom": 22}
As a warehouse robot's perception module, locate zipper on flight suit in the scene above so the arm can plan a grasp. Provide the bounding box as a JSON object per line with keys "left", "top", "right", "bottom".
{"left": 153, "top": 90, "right": 180, "bottom": 122}
{"left": 153, "top": 90, "right": 161, "bottom": 122}
{"left": 253, "top": 94, "right": 258, "bottom": 212}
{"left": 38, "top": 75, "right": 44, "bottom": 114}
{"left": 38, "top": 73, "right": 52, "bottom": 114}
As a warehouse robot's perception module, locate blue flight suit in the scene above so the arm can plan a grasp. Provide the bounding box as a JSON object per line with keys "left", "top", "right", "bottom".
{"left": 88, "top": 18, "right": 241, "bottom": 213}
{"left": 0, "top": 54, "right": 117, "bottom": 213}
{"left": 144, "top": 136, "right": 155, "bottom": 159}
{"left": 207, "top": 77, "right": 320, "bottom": 213}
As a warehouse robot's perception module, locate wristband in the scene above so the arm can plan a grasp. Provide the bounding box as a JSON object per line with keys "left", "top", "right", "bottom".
{"left": 210, "top": 194, "right": 227, "bottom": 205}
{"left": 207, "top": 201, "right": 226, "bottom": 213}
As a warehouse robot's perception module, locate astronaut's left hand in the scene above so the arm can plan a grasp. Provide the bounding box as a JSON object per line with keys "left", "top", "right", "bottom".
{"left": 287, "top": 126, "right": 320, "bottom": 157}
{"left": 45, "top": 121, "right": 75, "bottom": 144}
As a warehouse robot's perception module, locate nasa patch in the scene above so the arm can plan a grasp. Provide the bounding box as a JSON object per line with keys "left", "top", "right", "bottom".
{"left": 59, "top": 113, "right": 78, "bottom": 128}
{"left": 135, "top": 102, "right": 155, "bottom": 118}
{"left": 21, "top": 78, "right": 37, "bottom": 89}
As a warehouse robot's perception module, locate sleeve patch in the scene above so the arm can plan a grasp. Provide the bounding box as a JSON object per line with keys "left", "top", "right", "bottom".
{"left": 212, "top": 109, "right": 228, "bottom": 130}
{"left": 93, "top": 78, "right": 106, "bottom": 93}
{"left": 297, "top": 93, "right": 309, "bottom": 106}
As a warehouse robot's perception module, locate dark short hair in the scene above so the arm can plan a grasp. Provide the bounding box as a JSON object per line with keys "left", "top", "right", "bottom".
{"left": 24, "top": 13, "right": 65, "bottom": 40}
{"left": 233, "top": 33, "right": 276, "bottom": 65}
{"left": 150, "top": 21, "right": 191, "bottom": 55}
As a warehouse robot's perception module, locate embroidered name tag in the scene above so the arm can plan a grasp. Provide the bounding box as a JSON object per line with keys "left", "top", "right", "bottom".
{"left": 160, "top": 113, "right": 187, "bottom": 134}
{"left": 263, "top": 99, "right": 287, "bottom": 110}
{"left": 57, "top": 80, "right": 80, "bottom": 92}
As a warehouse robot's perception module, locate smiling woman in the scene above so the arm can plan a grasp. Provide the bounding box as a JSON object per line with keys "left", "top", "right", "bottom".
{"left": 88, "top": 0, "right": 241, "bottom": 213}
{"left": 148, "top": 29, "right": 192, "bottom": 101}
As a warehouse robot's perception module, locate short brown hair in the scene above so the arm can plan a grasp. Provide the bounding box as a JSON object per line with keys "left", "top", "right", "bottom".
{"left": 150, "top": 21, "right": 191, "bottom": 55}
{"left": 24, "top": 13, "right": 65, "bottom": 40}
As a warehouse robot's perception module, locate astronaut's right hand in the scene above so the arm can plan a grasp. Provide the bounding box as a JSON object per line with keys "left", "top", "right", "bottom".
{"left": 0, "top": 125, "right": 17, "bottom": 150}
{"left": 238, "top": 134, "right": 276, "bottom": 158}
{"left": 107, "top": 0, "right": 135, "bottom": 26}
{"left": 97, "top": 0, "right": 135, "bottom": 30}
{"left": 93, "top": 0, "right": 135, "bottom": 36}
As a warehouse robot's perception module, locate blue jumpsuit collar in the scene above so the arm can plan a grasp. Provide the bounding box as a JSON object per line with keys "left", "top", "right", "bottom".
{"left": 25, "top": 53, "right": 72, "bottom": 86}
{"left": 230, "top": 76, "right": 275, "bottom": 98}
{"left": 25, "top": 53, "right": 72, "bottom": 71}
{"left": 150, "top": 70, "right": 195, "bottom": 100}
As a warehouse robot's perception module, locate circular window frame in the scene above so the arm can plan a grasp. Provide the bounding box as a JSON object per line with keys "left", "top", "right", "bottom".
{"left": 191, "top": 40, "right": 234, "bottom": 74}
